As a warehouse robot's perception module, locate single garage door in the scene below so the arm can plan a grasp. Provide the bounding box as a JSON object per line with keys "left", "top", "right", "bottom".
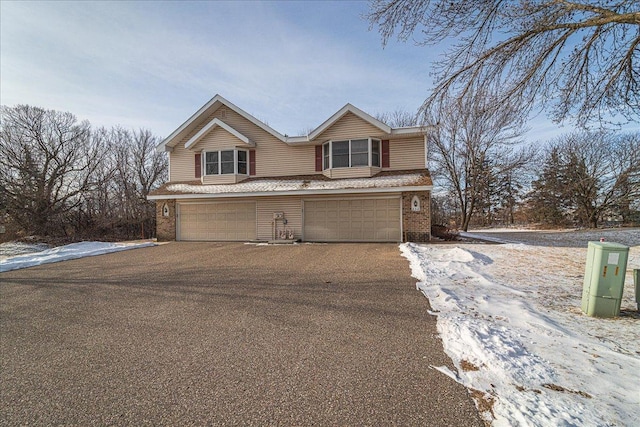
{"left": 303, "top": 197, "right": 401, "bottom": 242}
{"left": 178, "top": 202, "right": 256, "bottom": 241}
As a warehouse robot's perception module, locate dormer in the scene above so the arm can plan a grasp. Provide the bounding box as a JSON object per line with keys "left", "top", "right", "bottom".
{"left": 319, "top": 138, "right": 386, "bottom": 179}
{"left": 185, "top": 118, "right": 255, "bottom": 184}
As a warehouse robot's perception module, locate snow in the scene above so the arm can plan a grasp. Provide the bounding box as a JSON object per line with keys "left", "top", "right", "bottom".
{"left": 167, "top": 173, "right": 425, "bottom": 194}
{"left": 0, "top": 241, "right": 155, "bottom": 272}
{"left": 0, "top": 241, "right": 50, "bottom": 260}
{"left": 401, "top": 231, "right": 640, "bottom": 426}
{"left": 462, "top": 228, "right": 640, "bottom": 247}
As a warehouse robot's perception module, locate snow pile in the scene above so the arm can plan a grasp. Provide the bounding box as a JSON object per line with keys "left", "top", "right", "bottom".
{"left": 401, "top": 241, "right": 640, "bottom": 426}
{"left": 0, "top": 241, "right": 50, "bottom": 260}
{"left": 0, "top": 241, "right": 155, "bottom": 272}
{"left": 167, "top": 173, "right": 425, "bottom": 194}
{"left": 463, "top": 228, "right": 640, "bottom": 248}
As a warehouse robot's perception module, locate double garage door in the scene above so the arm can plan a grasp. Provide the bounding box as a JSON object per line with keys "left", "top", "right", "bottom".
{"left": 178, "top": 202, "right": 256, "bottom": 241}
{"left": 303, "top": 198, "right": 401, "bottom": 242}
{"left": 177, "top": 197, "right": 401, "bottom": 242}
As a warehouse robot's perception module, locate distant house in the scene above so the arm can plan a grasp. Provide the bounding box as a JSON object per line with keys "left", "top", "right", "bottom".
{"left": 148, "top": 95, "right": 433, "bottom": 242}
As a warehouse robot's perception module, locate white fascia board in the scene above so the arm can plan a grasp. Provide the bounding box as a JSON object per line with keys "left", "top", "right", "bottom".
{"left": 307, "top": 104, "right": 392, "bottom": 141}
{"left": 157, "top": 95, "right": 224, "bottom": 152}
{"left": 184, "top": 118, "right": 253, "bottom": 150}
{"left": 285, "top": 135, "right": 311, "bottom": 144}
{"left": 147, "top": 185, "right": 433, "bottom": 201}
{"left": 390, "top": 126, "right": 432, "bottom": 136}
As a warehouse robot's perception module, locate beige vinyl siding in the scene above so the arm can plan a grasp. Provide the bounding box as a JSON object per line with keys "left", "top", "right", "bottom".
{"left": 170, "top": 145, "right": 197, "bottom": 182}
{"left": 256, "top": 196, "right": 303, "bottom": 240}
{"left": 388, "top": 137, "right": 425, "bottom": 170}
{"left": 323, "top": 166, "right": 380, "bottom": 179}
{"left": 168, "top": 107, "right": 427, "bottom": 183}
{"left": 315, "top": 112, "right": 384, "bottom": 141}
{"left": 169, "top": 106, "right": 315, "bottom": 182}
{"left": 191, "top": 126, "right": 248, "bottom": 151}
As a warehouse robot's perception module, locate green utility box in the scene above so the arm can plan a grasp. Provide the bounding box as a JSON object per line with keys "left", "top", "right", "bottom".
{"left": 581, "top": 241, "right": 629, "bottom": 317}
{"left": 635, "top": 269, "right": 640, "bottom": 310}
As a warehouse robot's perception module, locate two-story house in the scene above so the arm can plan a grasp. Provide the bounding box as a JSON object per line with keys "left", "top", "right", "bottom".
{"left": 148, "top": 95, "right": 433, "bottom": 242}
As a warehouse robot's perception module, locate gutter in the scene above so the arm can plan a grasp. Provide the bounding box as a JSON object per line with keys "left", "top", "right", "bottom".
{"left": 147, "top": 185, "right": 433, "bottom": 200}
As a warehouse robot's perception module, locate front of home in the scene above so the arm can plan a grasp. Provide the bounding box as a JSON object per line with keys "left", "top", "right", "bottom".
{"left": 148, "top": 95, "right": 433, "bottom": 243}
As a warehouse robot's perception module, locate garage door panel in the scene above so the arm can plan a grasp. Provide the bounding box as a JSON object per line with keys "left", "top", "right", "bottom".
{"left": 179, "top": 202, "right": 256, "bottom": 241}
{"left": 304, "top": 198, "right": 400, "bottom": 242}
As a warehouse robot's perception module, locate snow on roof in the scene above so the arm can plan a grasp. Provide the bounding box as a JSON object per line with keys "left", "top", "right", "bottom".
{"left": 162, "top": 172, "right": 431, "bottom": 196}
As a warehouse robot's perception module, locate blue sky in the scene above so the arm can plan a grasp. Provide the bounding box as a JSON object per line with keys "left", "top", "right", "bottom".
{"left": 0, "top": 0, "right": 602, "bottom": 143}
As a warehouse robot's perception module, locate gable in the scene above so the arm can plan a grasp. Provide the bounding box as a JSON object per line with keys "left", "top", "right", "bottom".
{"left": 160, "top": 95, "right": 287, "bottom": 151}
{"left": 188, "top": 126, "right": 250, "bottom": 152}
{"left": 184, "top": 117, "right": 252, "bottom": 151}
{"left": 313, "top": 112, "right": 387, "bottom": 142}
{"left": 178, "top": 105, "right": 286, "bottom": 151}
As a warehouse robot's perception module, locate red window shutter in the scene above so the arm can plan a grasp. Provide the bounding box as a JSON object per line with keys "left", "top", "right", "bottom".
{"left": 195, "top": 153, "right": 202, "bottom": 178}
{"left": 382, "top": 140, "right": 390, "bottom": 168}
{"left": 249, "top": 149, "right": 256, "bottom": 175}
{"left": 315, "top": 145, "right": 323, "bottom": 171}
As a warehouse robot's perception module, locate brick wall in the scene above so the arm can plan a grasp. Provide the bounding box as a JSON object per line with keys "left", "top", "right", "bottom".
{"left": 402, "top": 191, "right": 431, "bottom": 242}
{"left": 155, "top": 200, "right": 176, "bottom": 241}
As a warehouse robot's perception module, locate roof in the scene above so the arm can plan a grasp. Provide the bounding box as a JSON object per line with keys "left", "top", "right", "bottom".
{"left": 148, "top": 170, "right": 433, "bottom": 200}
{"left": 157, "top": 94, "right": 430, "bottom": 152}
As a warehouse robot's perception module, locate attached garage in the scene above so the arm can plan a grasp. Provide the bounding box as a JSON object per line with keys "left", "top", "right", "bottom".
{"left": 178, "top": 201, "right": 256, "bottom": 241}
{"left": 303, "top": 197, "right": 401, "bottom": 242}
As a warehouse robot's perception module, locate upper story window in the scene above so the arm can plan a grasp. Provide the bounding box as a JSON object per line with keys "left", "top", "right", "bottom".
{"left": 204, "top": 149, "right": 248, "bottom": 175}
{"left": 322, "top": 138, "right": 381, "bottom": 170}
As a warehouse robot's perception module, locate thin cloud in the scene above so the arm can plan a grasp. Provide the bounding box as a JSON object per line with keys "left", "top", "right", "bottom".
{"left": 0, "top": 1, "right": 440, "bottom": 137}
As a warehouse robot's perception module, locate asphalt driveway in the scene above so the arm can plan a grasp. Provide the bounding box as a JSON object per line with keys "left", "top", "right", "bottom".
{"left": 1, "top": 242, "right": 481, "bottom": 426}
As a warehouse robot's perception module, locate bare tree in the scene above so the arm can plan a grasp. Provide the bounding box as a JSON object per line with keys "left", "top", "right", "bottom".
{"left": 112, "top": 128, "right": 167, "bottom": 238}
{"left": 375, "top": 109, "right": 418, "bottom": 127}
{"left": 426, "top": 91, "right": 530, "bottom": 231}
{"left": 530, "top": 130, "right": 640, "bottom": 227}
{"left": 0, "top": 105, "right": 168, "bottom": 240}
{"left": 81, "top": 127, "right": 167, "bottom": 239}
{"left": 0, "top": 105, "right": 103, "bottom": 236}
{"left": 368, "top": 0, "right": 640, "bottom": 125}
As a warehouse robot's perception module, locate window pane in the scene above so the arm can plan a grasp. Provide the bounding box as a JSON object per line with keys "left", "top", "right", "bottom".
{"left": 332, "top": 141, "right": 349, "bottom": 168}
{"left": 332, "top": 141, "right": 348, "bottom": 154}
{"left": 351, "top": 139, "right": 368, "bottom": 154}
{"left": 237, "top": 150, "right": 247, "bottom": 174}
{"left": 351, "top": 139, "right": 369, "bottom": 167}
{"left": 371, "top": 140, "right": 380, "bottom": 167}
{"left": 220, "top": 150, "right": 234, "bottom": 174}
{"left": 221, "top": 161, "right": 234, "bottom": 174}
{"left": 205, "top": 152, "right": 218, "bottom": 175}
{"left": 351, "top": 153, "right": 368, "bottom": 166}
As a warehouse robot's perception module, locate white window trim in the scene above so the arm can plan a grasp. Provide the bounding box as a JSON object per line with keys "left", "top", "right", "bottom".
{"left": 203, "top": 148, "right": 249, "bottom": 176}
{"left": 322, "top": 138, "right": 381, "bottom": 170}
